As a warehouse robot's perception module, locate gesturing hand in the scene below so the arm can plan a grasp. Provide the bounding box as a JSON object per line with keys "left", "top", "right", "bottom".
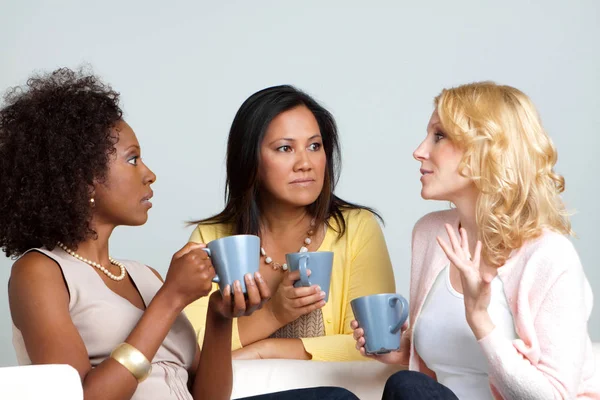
{"left": 437, "top": 224, "right": 496, "bottom": 339}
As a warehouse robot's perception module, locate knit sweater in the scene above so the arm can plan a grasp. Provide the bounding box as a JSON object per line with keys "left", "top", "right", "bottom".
{"left": 407, "top": 210, "right": 599, "bottom": 399}
{"left": 184, "top": 209, "right": 396, "bottom": 361}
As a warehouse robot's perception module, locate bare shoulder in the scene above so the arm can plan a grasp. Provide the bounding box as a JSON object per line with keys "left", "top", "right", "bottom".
{"left": 10, "top": 250, "right": 93, "bottom": 377}
{"left": 146, "top": 265, "right": 164, "bottom": 282}
{"left": 10, "top": 251, "right": 66, "bottom": 298}
{"left": 9, "top": 251, "right": 70, "bottom": 328}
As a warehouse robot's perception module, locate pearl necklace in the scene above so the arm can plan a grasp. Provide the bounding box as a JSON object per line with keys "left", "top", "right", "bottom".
{"left": 57, "top": 242, "right": 127, "bottom": 281}
{"left": 261, "top": 219, "right": 316, "bottom": 271}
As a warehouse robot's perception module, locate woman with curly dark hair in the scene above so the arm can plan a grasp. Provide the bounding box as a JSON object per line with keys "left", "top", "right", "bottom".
{"left": 0, "top": 68, "right": 270, "bottom": 400}
{"left": 1, "top": 67, "right": 359, "bottom": 400}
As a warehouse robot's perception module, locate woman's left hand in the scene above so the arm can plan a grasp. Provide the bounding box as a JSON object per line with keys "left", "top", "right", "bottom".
{"left": 437, "top": 224, "right": 495, "bottom": 339}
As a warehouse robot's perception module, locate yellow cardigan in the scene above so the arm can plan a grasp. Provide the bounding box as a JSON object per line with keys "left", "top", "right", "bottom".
{"left": 183, "top": 209, "right": 395, "bottom": 361}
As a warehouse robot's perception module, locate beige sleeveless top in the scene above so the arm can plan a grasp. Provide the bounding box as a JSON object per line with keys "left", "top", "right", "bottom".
{"left": 12, "top": 247, "right": 197, "bottom": 400}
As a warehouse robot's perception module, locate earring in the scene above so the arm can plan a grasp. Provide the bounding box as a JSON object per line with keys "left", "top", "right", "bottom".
{"left": 90, "top": 198, "right": 95, "bottom": 206}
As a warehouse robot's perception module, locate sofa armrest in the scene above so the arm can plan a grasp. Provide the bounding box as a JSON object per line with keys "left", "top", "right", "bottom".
{"left": 232, "top": 359, "right": 405, "bottom": 400}
{"left": 0, "top": 364, "right": 83, "bottom": 400}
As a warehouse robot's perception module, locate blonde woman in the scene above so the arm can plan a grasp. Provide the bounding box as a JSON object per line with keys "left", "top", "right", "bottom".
{"left": 352, "top": 82, "right": 599, "bottom": 399}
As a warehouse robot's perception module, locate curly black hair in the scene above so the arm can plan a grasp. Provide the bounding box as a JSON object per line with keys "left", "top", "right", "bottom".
{"left": 0, "top": 67, "right": 123, "bottom": 258}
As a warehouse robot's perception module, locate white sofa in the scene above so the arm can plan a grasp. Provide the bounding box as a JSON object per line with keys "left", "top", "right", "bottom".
{"left": 1, "top": 343, "right": 599, "bottom": 400}
{"left": 231, "top": 359, "right": 405, "bottom": 399}
{"left": 232, "top": 343, "right": 600, "bottom": 399}
{"left": 0, "top": 364, "right": 83, "bottom": 400}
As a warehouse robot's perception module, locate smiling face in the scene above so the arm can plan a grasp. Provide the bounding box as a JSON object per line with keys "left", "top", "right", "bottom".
{"left": 92, "top": 120, "right": 156, "bottom": 227}
{"left": 413, "top": 110, "right": 477, "bottom": 203}
{"left": 258, "top": 105, "right": 326, "bottom": 208}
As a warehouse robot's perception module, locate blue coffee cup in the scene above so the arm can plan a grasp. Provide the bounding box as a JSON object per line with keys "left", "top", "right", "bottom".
{"left": 201, "top": 234, "right": 260, "bottom": 294}
{"left": 351, "top": 293, "right": 409, "bottom": 355}
{"left": 286, "top": 251, "right": 334, "bottom": 302}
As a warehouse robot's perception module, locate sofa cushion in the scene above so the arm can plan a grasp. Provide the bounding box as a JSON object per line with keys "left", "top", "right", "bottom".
{"left": 232, "top": 359, "right": 404, "bottom": 400}
{"left": 0, "top": 364, "right": 82, "bottom": 400}
{"left": 233, "top": 343, "right": 600, "bottom": 400}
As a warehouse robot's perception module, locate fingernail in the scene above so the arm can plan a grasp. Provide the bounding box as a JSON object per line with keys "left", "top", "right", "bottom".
{"left": 235, "top": 281, "right": 242, "bottom": 291}
{"left": 255, "top": 271, "right": 263, "bottom": 281}
{"left": 224, "top": 285, "right": 231, "bottom": 293}
{"left": 320, "top": 300, "right": 326, "bottom": 306}
{"left": 315, "top": 285, "right": 321, "bottom": 292}
{"left": 245, "top": 274, "right": 254, "bottom": 285}
{"left": 320, "top": 291, "right": 326, "bottom": 298}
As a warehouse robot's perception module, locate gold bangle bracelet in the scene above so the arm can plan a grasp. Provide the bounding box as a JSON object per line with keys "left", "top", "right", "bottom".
{"left": 110, "top": 342, "right": 152, "bottom": 382}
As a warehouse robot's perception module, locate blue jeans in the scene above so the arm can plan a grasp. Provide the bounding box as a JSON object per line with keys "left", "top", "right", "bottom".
{"left": 239, "top": 387, "right": 359, "bottom": 400}
{"left": 382, "top": 371, "right": 459, "bottom": 400}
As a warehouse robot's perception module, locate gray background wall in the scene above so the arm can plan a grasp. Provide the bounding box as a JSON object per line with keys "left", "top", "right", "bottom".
{"left": 0, "top": 0, "right": 598, "bottom": 366}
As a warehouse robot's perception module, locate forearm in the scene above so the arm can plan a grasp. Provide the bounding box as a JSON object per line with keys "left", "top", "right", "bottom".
{"left": 192, "top": 307, "right": 233, "bottom": 400}
{"left": 237, "top": 302, "right": 283, "bottom": 346}
{"left": 303, "top": 334, "right": 368, "bottom": 361}
{"left": 478, "top": 329, "right": 563, "bottom": 399}
{"left": 83, "top": 287, "right": 185, "bottom": 399}
{"left": 234, "top": 338, "right": 310, "bottom": 360}
{"left": 467, "top": 310, "right": 495, "bottom": 340}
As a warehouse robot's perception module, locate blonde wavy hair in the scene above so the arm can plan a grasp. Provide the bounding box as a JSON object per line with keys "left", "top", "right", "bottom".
{"left": 435, "top": 82, "right": 572, "bottom": 267}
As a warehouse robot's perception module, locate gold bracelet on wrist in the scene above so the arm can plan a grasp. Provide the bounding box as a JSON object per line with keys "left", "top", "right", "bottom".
{"left": 110, "top": 342, "right": 152, "bottom": 382}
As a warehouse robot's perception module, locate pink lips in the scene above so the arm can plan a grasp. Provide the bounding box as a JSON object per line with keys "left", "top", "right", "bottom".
{"left": 142, "top": 191, "right": 154, "bottom": 207}
{"left": 142, "top": 190, "right": 154, "bottom": 201}
{"left": 420, "top": 169, "right": 433, "bottom": 183}
{"left": 290, "top": 178, "right": 315, "bottom": 184}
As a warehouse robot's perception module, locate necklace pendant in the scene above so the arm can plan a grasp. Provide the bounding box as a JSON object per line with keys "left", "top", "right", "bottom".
{"left": 260, "top": 220, "right": 316, "bottom": 273}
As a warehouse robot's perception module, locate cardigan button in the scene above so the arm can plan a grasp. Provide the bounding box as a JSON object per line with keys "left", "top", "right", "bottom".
{"left": 326, "top": 318, "right": 332, "bottom": 323}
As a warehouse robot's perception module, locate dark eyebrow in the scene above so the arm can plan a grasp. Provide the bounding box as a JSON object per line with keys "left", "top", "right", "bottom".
{"left": 268, "top": 134, "right": 322, "bottom": 146}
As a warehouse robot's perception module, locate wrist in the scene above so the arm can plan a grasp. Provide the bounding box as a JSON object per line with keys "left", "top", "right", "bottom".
{"left": 207, "top": 292, "right": 233, "bottom": 325}
{"left": 467, "top": 310, "right": 495, "bottom": 340}
{"left": 251, "top": 339, "right": 272, "bottom": 359}
{"left": 154, "top": 286, "right": 186, "bottom": 314}
{"left": 207, "top": 306, "right": 232, "bottom": 327}
{"left": 264, "top": 300, "right": 285, "bottom": 328}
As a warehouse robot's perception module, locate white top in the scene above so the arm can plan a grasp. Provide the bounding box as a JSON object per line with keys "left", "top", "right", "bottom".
{"left": 414, "top": 265, "right": 517, "bottom": 400}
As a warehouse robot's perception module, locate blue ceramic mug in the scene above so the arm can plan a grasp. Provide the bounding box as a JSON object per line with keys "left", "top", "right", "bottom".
{"left": 286, "top": 251, "right": 334, "bottom": 302}
{"left": 351, "top": 293, "right": 409, "bottom": 354}
{"left": 201, "top": 234, "right": 260, "bottom": 293}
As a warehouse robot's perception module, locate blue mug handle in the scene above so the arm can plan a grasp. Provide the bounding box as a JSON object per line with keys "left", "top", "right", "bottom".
{"left": 201, "top": 247, "right": 220, "bottom": 284}
{"left": 298, "top": 255, "right": 310, "bottom": 286}
{"left": 389, "top": 295, "right": 409, "bottom": 334}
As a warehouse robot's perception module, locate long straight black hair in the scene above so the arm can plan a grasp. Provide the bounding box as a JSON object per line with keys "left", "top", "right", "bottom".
{"left": 192, "top": 85, "right": 381, "bottom": 237}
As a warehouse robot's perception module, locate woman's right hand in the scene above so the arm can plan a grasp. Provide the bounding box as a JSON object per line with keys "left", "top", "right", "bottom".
{"left": 351, "top": 320, "right": 410, "bottom": 365}
{"left": 162, "top": 242, "right": 216, "bottom": 309}
{"left": 267, "top": 269, "right": 326, "bottom": 326}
